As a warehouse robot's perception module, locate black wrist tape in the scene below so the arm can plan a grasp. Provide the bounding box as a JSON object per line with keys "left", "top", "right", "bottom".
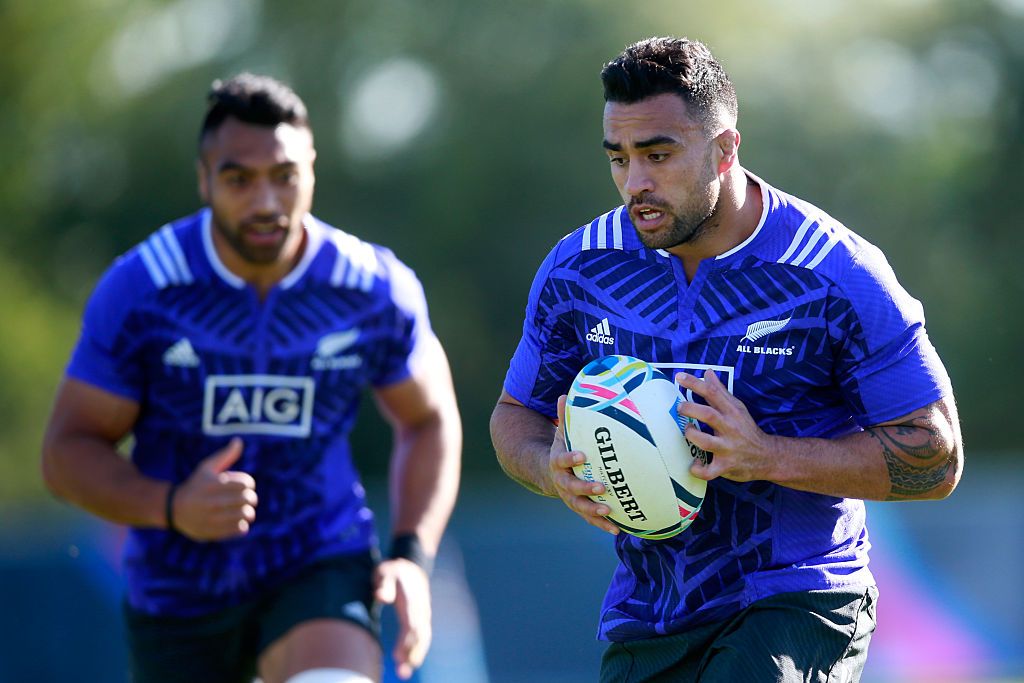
{"left": 389, "top": 533, "right": 434, "bottom": 575}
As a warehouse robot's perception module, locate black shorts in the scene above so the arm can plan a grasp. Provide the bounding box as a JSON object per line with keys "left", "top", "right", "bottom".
{"left": 600, "top": 587, "right": 878, "bottom": 683}
{"left": 124, "top": 551, "right": 380, "bottom": 683}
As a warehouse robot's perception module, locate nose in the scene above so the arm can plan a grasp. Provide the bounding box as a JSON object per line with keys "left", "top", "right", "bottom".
{"left": 623, "top": 163, "right": 654, "bottom": 198}
{"left": 251, "top": 178, "right": 282, "bottom": 215}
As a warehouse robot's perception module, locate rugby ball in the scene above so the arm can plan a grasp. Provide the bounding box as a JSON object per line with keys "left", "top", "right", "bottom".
{"left": 564, "top": 355, "right": 707, "bottom": 540}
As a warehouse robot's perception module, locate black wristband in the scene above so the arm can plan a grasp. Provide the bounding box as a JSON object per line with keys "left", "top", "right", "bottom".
{"left": 165, "top": 482, "right": 180, "bottom": 534}
{"left": 389, "top": 533, "right": 434, "bottom": 575}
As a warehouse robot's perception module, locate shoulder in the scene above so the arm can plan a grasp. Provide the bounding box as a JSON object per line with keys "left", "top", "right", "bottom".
{"left": 309, "top": 217, "right": 424, "bottom": 307}
{"left": 754, "top": 184, "right": 881, "bottom": 287}
{"left": 540, "top": 205, "right": 647, "bottom": 275}
{"left": 92, "top": 212, "right": 206, "bottom": 305}
{"left": 754, "top": 182, "right": 921, "bottom": 321}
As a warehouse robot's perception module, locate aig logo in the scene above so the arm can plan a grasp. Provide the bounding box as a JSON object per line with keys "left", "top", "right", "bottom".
{"left": 202, "top": 375, "right": 315, "bottom": 437}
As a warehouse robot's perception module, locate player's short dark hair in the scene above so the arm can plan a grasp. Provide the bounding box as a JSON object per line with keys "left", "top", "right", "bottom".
{"left": 601, "top": 37, "right": 738, "bottom": 132}
{"left": 199, "top": 73, "right": 310, "bottom": 145}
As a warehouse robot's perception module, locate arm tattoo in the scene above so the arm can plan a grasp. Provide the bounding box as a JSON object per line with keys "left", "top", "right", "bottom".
{"left": 866, "top": 414, "right": 951, "bottom": 500}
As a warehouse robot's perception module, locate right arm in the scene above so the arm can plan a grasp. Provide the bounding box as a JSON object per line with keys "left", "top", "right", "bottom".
{"left": 41, "top": 377, "right": 256, "bottom": 540}
{"left": 490, "top": 389, "right": 619, "bottom": 535}
{"left": 41, "top": 378, "right": 168, "bottom": 527}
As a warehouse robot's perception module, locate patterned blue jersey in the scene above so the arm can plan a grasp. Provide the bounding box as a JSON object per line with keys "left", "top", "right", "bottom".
{"left": 504, "top": 173, "right": 952, "bottom": 642}
{"left": 67, "top": 208, "right": 434, "bottom": 617}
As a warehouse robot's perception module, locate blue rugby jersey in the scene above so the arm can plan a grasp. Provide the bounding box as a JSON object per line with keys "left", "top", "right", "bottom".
{"left": 504, "top": 173, "right": 952, "bottom": 642}
{"left": 67, "top": 208, "right": 434, "bottom": 617}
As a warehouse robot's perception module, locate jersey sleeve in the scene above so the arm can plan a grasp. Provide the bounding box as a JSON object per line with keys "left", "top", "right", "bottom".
{"left": 830, "top": 244, "right": 952, "bottom": 426}
{"left": 65, "top": 258, "right": 146, "bottom": 401}
{"left": 369, "top": 248, "right": 436, "bottom": 387}
{"left": 503, "top": 242, "right": 584, "bottom": 420}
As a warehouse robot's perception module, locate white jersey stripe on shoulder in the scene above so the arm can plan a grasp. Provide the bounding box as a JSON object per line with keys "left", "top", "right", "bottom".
{"left": 804, "top": 232, "right": 840, "bottom": 270}
{"left": 777, "top": 215, "right": 817, "bottom": 264}
{"left": 328, "top": 230, "right": 356, "bottom": 287}
{"left": 581, "top": 219, "right": 593, "bottom": 251}
{"left": 336, "top": 239, "right": 377, "bottom": 292}
{"left": 139, "top": 243, "right": 169, "bottom": 289}
{"left": 612, "top": 207, "right": 624, "bottom": 250}
{"left": 148, "top": 233, "right": 180, "bottom": 285}
{"left": 596, "top": 211, "right": 609, "bottom": 249}
{"left": 788, "top": 226, "right": 828, "bottom": 268}
{"left": 158, "top": 224, "right": 193, "bottom": 284}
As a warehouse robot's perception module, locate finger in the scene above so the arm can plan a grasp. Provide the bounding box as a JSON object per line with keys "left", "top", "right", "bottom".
{"left": 559, "top": 468, "right": 606, "bottom": 498}
{"left": 552, "top": 448, "right": 585, "bottom": 470}
{"left": 201, "top": 437, "right": 244, "bottom": 474}
{"left": 393, "top": 624, "right": 426, "bottom": 681}
{"left": 689, "top": 458, "right": 717, "bottom": 481}
{"left": 678, "top": 401, "right": 720, "bottom": 430}
{"left": 685, "top": 424, "right": 717, "bottom": 452}
{"left": 586, "top": 514, "right": 620, "bottom": 535}
{"left": 217, "top": 471, "right": 257, "bottom": 491}
{"left": 556, "top": 394, "right": 567, "bottom": 434}
{"left": 375, "top": 569, "right": 397, "bottom": 604}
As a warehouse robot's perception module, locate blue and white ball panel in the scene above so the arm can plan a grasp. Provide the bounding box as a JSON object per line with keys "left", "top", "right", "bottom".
{"left": 565, "top": 355, "right": 707, "bottom": 540}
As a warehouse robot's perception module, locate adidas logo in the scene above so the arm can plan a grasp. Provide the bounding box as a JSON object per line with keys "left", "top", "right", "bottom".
{"left": 586, "top": 318, "right": 615, "bottom": 345}
{"left": 311, "top": 329, "right": 362, "bottom": 370}
{"left": 163, "top": 338, "right": 200, "bottom": 367}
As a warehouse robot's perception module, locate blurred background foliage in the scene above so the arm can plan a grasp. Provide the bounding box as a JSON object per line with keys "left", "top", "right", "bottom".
{"left": 2, "top": 0, "right": 1021, "bottom": 504}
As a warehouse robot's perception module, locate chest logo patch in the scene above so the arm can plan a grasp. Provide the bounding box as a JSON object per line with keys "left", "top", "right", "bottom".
{"left": 203, "top": 375, "right": 315, "bottom": 437}
{"left": 737, "top": 316, "right": 794, "bottom": 356}
{"left": 586, "top": 318, "right": 615, "bottom": 345}
{"left": 163, "top": 338, "right": 200, "bottom": 368}
{"left": 312, "top": 329, "right": 362, "bottom": 370}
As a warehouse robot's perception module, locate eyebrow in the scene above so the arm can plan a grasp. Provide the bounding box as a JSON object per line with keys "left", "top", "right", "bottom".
{"left": 215, "top": 160, "right": 298, "bottom": 174}
{"left": 602, "top": 135, "right": 680, "bottom": 152}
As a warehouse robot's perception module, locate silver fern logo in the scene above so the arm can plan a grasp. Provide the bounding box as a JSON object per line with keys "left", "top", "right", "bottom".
{"left": 736, "top": 316, "right": 795, "bottom": 356}
{"left": 741, "top": 316, "right": 792, "bottom": 342}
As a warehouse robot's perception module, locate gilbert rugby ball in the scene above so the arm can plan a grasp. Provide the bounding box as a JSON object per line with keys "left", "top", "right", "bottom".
{"left": 564, "top": 355, "right": 708, "bottom": 540}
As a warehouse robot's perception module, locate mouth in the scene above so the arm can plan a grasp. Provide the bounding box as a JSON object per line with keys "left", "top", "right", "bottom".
{"left": 242, "top": 221, "right": 288, "bottom": 247}
{"left": 630, "top": 205, "right": 668, "bottom": 230}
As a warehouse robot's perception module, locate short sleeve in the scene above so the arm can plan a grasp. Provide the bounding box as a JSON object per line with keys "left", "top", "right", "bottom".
{"left": 503, "top": 243, "right": 584, "bottom": 419}
{"left": 830, "top": 245, "right": 952, "bottom": 426}
{"left": 66, "top": 262, "right": 145, "bottom": 400}
{"left": 369, "top": 249, "right": 436, "bottom": 387}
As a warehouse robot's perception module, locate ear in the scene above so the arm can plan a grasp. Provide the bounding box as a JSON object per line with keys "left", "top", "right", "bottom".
{"left": 196, "top": 159, "right": 210, "bottom": 204}
{"left": 715, "top": 129, "right": 741, "bottom": 175}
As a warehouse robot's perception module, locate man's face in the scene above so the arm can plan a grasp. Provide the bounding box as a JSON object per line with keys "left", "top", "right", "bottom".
{"left": 603, "top": 93, "right": 720, "bottom": 251}
{"left": 198, "top": 117, "right": 316, "bottom": 266}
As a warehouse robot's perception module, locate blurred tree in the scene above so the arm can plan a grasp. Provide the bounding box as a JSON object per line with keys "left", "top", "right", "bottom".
{"left": 1, "top": 0, "right": 1020, "bottom": 504}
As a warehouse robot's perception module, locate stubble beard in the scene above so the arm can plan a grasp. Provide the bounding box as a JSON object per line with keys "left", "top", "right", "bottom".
{"left": 634, "top": 151, "right": 721, "bottom": 251}
{"left": 211, "top": 210, "right": 289, "bottom": 265}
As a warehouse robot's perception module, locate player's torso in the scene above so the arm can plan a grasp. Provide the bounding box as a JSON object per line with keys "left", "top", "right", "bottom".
{"left": 556, "top": 204, "right": 873, "bottom": 640}
{"left": 568, "top": 247, "right": 853, "bottom": 439}
{"left": 116, "top": 213, "right": 398, "bottom": 614}
{"left": 136, "top": 281, "right": 387, "bottom": 455}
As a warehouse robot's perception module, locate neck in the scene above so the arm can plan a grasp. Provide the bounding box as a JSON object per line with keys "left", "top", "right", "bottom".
{"left": 212, "top": 224, "right": 307, "bottom": 299}
{"left": 670, "top": 167, "right": 761, "bottom": 280}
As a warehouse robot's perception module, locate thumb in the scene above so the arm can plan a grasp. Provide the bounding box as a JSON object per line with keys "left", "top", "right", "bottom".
{"left": 376, "top": 567, "right": 397, "bottom": 604}
{"left": 200, "top": 437, "right": 244, "bottom": 474}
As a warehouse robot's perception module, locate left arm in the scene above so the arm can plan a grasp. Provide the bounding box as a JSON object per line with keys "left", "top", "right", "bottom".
{"left": 678, "top": 370, "right": 963, "bottom": 501}
{"left": 372, "top": 334, "right": 462, "bottom": 679}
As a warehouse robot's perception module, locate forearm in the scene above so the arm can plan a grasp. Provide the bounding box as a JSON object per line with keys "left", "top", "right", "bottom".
{"left": 389, "top": 412, "right": 461, "bottom": 555}
{"left": 489, "top": 399, "right": 558, "bottom": 497}
{"left": 41, "top": 433, "right": 170, "bottom": 528}
{"left": 762, "top": 401, "right": 962, "bottom": 501}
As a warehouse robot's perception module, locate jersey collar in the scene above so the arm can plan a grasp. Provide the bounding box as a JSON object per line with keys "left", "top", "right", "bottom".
{"left": 714, "top": 170, "right": 772, "bottom": 261}
{"left": 201, "top": 208, "right": 325, "bottom": 290}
